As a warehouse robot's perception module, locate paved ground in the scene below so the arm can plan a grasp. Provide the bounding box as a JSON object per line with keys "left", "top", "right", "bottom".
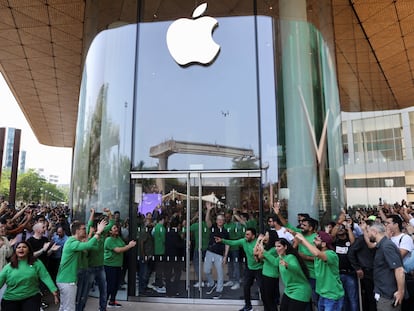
{"left": 45, "top": 295, "right": 264, "bottom": 311}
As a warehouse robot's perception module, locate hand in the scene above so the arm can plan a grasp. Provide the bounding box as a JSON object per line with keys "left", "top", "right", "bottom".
{"left": 214, "top": 236, "right": 222, "bottom": 243}
{"left": 294, "top": 232, "right": 304, "bottom": 243}
{"left": 97, "top": 219, "right": 108, "bottom": 234}
{"left": 280, "top": 258, "right": 288, "bottom": 268}
{"left": 128, "top": 240, "right": 137, "bottom": 248}
{"left": 42, "top": 242, "right": 51, "bottom": 252}
{"left": 90, "top": 208, "right": 95, "bottom": 214}
{"left": 272, "top": 202, "right": 280, "bottom": 214}
{"left": 53, "top": 292, "right": 59, "bottom": 305}
{"left": 355, "top": 269, "right": 364, "bottom": 279}
{"left": 222, "top": 256, "right": 227, "bottom": 265}
{"left": 206, "top": 202, "right": 213, "bottom": 211}
{"left": 51, "top": 244, "right": 61, "bottom": 252}
{"left": 393, "top": 290, "right": 404, "bottom": 306}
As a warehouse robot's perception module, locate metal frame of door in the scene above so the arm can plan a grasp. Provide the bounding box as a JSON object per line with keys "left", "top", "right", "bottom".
{"left": 130, "top": 169, "right": 261, "bottom": 303}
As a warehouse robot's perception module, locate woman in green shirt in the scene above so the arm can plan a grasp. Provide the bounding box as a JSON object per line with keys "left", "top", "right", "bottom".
{"left": 255, "top": 230, "right": 280, "bottom": 311}
{"left": 104, "top": 224, "right": 136, "bottom": 308}
{"left": 276, "top": 238, "right": 311, "bottom": 311}
{"left": 0, "top": 241, "right": 59, "bottom": 311}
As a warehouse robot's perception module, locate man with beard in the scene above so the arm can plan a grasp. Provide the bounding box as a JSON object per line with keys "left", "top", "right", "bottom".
{"left": 367, "top": 222, "right": 405, "bottom": 310}
{"left": 295, "top": 231, "right": 345, "bottom": 311}
{"left": 215, "top": 227, "right": 262, "bottom": 311}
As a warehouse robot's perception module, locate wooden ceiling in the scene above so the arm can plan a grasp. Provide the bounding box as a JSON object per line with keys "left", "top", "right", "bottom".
{"left": 0, "top": 0, "right": 412, "bottom": 147}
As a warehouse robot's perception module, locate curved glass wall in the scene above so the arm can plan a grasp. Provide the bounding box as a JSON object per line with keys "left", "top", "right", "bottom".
{"left": 71, "top": 25, "right": 137, "bottom": 219}
{"left": 71, "top": 0, "right": 344, "bottom": 303}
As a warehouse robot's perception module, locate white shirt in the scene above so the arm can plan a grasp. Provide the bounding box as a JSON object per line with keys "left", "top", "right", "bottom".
{"left": 391, "top": 232, "right": 414, "bottom": 264}
{"left": 276, "top": 226, "right": 294, "bottom": 243}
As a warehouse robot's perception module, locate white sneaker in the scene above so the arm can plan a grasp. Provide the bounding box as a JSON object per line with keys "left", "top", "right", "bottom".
{"left": 193, "top": 281, "right": 205, "bottom": 288}
{"left": 155, "top": 286, "right": 166, "bottom": 294}
{"left": 231, "top": 282, "right": 240, "bottom": 290}
{"left": 223, "top": 281, "right": 234, "bottom": 287}
{"left": 147, "top": 283, "right": 156, "bottom": 290}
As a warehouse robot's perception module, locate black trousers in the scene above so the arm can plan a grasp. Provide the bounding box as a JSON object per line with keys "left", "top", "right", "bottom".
{"left": 1, "top": 293, "right": 41, "bottom": 311}
{"left": 243, "top": 268, "right": 262, "bottom": 307}
{"left": 261, "top": 274, "right": 280, "bottom": 311}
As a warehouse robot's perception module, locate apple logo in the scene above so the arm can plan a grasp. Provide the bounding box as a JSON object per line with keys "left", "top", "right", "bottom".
{"left": 166, "top": 3, "right": 220, "bottom": 66}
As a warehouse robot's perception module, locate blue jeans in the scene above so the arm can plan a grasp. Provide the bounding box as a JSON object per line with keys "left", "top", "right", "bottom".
{"left": 193, "top": 249, "right": 206, "bottom": 281}
{"left": 89, "top": 266, "right": 107, "bottom": 311}
{"left": 318, "top": 296, "right": 344, "bottom": 311}
{"left": 138, "top": 259, "right": 150, "bottom": 292}
{"left": 75, "top": 268, "right": 90, "bottom": 311}
{"left": 305, "top": 278, "right": 318, "bottom": 311}
{"left": 340, "top": 273, "right": 359, "bottom": 311}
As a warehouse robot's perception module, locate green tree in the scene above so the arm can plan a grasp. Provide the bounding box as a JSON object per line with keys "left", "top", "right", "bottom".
{"left": 0, "top": 169, "right": 11, "bottom": 199}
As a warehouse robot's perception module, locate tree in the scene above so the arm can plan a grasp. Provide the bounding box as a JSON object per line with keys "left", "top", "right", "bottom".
{"left": 0, "top": 169, "right": 11, "bottom": 199}
{"left": 16, "top": 170, "right": 67, "bottom": 203}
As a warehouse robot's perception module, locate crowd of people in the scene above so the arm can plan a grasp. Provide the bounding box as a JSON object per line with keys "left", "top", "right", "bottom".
{"left": 0, "top": 199, "right": 133, "bottom": 311}
{"left": 1, "top": 195, "right": 414, "bottom": 311}
{"left": 136, "top": 198, "right": 414, "bottom": 311}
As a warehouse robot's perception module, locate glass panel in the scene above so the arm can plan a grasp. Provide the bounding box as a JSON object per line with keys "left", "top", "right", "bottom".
{"left": 133, "top": 171, "right": 260, "bottom": 301}
{"left": 133, "top": 2, "right": 265, "bottom": 172}
{"left": 71, "top": 25, "right": 136, "bottom": 218}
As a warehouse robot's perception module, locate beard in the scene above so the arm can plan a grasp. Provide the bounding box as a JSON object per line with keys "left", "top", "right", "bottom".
{"left": 369, "top": 236, "right": 376, "bottom": 243}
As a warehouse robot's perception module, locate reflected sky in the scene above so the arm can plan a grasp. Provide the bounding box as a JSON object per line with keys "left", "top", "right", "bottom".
{"left": 134, "top": 15, "right": 278, "bottom": 181}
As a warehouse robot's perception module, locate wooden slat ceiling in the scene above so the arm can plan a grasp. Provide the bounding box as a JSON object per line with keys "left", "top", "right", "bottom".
{"left": 0, "top": 0, "right": 412, "bottom": 147}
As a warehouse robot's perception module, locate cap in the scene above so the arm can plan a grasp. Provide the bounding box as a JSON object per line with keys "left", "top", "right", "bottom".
{"left": 367, "top": 215, "right": 376, "bottom": 221}
{"left": 317, "top": 231, "right": 334, "bottom": 250}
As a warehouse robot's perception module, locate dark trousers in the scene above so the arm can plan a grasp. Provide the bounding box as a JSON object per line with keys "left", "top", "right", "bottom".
{"left": 105, "top": 265, "right": 122, "bottom": 302}
{"left": 261, "top": 275, "right": 279, "bottom": 311}
{"left": 243, "top": 268, "right": 262, "bottom": 307}
{"left": 1, "top": 293, "right": 41, "bottom": 311}
{"left": 280, "top": 293, "right": 309, "bottom": 311}
{"left": 165, "top": 261, "right": 183, "bottom": 296}
{"left": 360, "top": 274, "right": 376, "bottom": 311}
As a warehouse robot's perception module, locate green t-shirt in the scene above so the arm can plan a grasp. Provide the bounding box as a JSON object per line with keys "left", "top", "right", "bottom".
{"left": 104, "top": 236, "right": 126, "bottom": 267}
{"left": 278, "top": 254, "right": 312, "bottom": 303}
{"left": 152, "top": 223, "right": 166, "bottom": 255}
{"left": 222, "top": 238, "right": 262, "bottom": 270}
{"left": 56, "top": 236, "right": 98, "bottom": 283}
{"left": 190, "top": 221, "right": 209, "bottom": 251}
{"left": 262, "top": 247, "right": 279, "bottom": 278}
{"left": 0, "top": 259, "right": 57, "bottom": 301}
{"left": 87, "top": 219, "right": 115, "bottom": 267}
{"left": 224, "top": 221, "right": 244, "bottom": 251}
{"left": 298, "top": 232, "right": 317, "bottom": 278}
{"left": 314, "top": 250, "right": 344, "bottom": 300}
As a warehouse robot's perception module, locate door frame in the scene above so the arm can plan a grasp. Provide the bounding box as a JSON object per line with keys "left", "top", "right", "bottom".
{"left": 130, "top": 169, "right": 262, "bottom": 303}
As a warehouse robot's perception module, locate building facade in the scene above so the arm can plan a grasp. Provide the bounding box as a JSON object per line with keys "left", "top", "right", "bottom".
{"left": 70, "top": 0, "right": 344, "bottom": 302}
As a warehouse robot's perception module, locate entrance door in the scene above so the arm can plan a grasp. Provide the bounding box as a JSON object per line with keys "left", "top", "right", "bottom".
{"left": 131, "top": 170, "right": 261, "bottom": 303}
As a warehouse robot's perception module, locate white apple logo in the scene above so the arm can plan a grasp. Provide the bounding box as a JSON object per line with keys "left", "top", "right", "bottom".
{"left": 166, "top": 3, "right": 220, "bottom": 66}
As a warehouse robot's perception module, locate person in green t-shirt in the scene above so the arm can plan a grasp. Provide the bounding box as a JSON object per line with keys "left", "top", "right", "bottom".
{"left": 254, "top": 230, "right": 280, "bottom": 311}
{"left": 295, "top": 231, "right": 345, "bottom": 311}
{"left": 223, "top": 210, "right": 244, "bottom": 290}
{"left": 104, "top": 224, "right": 136, "bottom": 307}
{"left": 151, "top": 215, "right": 166, "bottom": 293}
{"left": 76, "top": 208, "right": 114, "bottom": 311}
{"left": 0, "top": 241, "right": 59, "bottom": 310}
{"left": 215, "top": 227, "right": 262, "bottom": 311}
{"left": 275, "top": 237, "right": 311, "bottom": 311}
{"left": 189, "top": 212, "right": 209, "bottom": 288}
{"left": 56, "top": 219, "right": 107, "bottom": 311}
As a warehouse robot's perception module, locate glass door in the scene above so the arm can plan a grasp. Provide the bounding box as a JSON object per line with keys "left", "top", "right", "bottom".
{"left": 131, "top": 170, "right": 261, "bottom": 303}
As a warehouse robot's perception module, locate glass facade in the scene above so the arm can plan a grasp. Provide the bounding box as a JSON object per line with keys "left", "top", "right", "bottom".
{"left": 70, "top": 0, "right": 344, "bottom": 303}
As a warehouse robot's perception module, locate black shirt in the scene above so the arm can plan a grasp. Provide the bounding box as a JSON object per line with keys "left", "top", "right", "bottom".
{"left": 207, "top": 225, "right": 229, "bottom": 256}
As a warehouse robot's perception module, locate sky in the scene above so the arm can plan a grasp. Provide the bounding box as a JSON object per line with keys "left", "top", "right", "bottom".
{"left": 0, "top": 73, "right": 72, "bottom": 184}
